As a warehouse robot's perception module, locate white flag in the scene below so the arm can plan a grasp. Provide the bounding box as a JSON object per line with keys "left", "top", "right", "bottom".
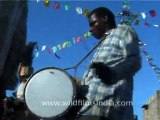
{"left": 141, "top": 12, "right": 146, "bottom": 19}
{"left": 41, "top": 45, "right": 46, "bottom": 51}
{"left": 76, "top": 7, "right": 83, "bottom": 14}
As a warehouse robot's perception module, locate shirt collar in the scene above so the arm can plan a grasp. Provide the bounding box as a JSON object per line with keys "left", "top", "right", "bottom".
{"left": 100, "top": 29, "right": 114, "bottom": 41}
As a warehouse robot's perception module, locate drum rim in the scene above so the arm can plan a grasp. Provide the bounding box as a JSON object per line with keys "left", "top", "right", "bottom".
{"left": 24, "top": 67, "right": 77, "bottom": 119}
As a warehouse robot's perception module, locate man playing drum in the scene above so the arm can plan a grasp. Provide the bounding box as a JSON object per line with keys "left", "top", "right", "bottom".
{"left": 76, "top": 7, "right": 141, "bottom": 120}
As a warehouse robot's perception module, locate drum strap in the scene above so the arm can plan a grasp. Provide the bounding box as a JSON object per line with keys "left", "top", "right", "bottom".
{"left": 64, "top": 40, "right": 103, "bottom": 77}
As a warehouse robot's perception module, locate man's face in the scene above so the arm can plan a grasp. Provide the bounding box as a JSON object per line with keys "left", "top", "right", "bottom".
{"left": 88, "top": 14, "right": 107, "bottom": 39}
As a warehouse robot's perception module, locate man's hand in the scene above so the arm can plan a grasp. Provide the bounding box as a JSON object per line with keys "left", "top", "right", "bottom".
{"left": 74, "top": 77, "right": 81, "bottom": 86}
{"left": 90, "top": 62, "right": 113, "bottom": 84}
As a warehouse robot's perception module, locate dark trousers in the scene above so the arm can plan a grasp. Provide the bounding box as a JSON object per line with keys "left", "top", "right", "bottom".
{"left": 76, "top": 115, "right": 107, "bottom": 120}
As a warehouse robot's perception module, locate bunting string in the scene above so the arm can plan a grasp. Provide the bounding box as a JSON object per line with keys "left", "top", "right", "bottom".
{"left": 139, "top": 41, "right": 160, "bottom": 80}
{"left": 33, "top": 32, "right": 92, "bottom": 58}
{"left": 41, "top": 0, "right": 160, "bottom": 28}
{"left": 31, "top": 0, "right": 160, "bottom": 80}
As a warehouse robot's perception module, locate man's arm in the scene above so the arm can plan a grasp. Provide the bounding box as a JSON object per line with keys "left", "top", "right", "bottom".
{"left": 91, "top": 26, "right": 141, "bottom": 84}
{"left": 110, "top": 26, "right": 141, "bottom": 81}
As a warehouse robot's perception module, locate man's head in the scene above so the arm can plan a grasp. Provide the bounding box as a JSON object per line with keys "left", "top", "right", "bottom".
{"left": 88, "top": 7, "right": 116, "bottom": 39}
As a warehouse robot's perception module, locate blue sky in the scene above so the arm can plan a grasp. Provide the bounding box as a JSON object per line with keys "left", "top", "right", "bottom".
{"left": 7, "top": 1, "right": 160, "bottom": 120}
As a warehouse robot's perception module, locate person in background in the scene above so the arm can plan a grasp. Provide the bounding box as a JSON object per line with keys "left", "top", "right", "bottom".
{"left": 77, "top": 7, "right": 141, "bottom": 120}
{"left": 16, "top": 42, "right": 36, "bottom": 101}
{"left": 13, "top": 42, "right": 37, "bottom": 120}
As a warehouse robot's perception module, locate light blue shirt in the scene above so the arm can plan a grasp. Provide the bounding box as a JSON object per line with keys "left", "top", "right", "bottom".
{"left": 80, "top": 24, "right": 141, "bottom": 118}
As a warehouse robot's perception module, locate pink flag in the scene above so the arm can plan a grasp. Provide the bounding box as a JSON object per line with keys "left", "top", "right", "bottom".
{"left": 53, "top": 2, "right": 60, "bottom": 9}
{"left": 76, "top": 37, "right": 82, "bottom": 43}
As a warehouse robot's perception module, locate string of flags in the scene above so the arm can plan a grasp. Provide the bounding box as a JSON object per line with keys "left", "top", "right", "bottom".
{"left": 36, "top": 1, "right": 90, "bottom": 59}
{"left": 119, "top": 10, "right": 159, "bottom": 27}
{"left": 139, "top": 42, "right": 160, "bottom": 80}
{"left": 34, "top": 32, "right": 92, "bottom": 59}
{"left": 122, "top": 1, "right": 160, "bottom": 80}
{"left": 40, "top": 0, "right": 160, "bottom": 27}
{"left": 116, "top": 1, "right": 159, "bottom": 28}
{"left": 33, "top": 0, "right": 160, "bottom": 80}
{"left": 42, "top": 0, "right": 90, "bottom": 16}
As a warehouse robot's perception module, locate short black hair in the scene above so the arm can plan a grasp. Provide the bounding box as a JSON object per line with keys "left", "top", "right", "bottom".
{"left": 88, "top": 7, "right": 116, "bottom": 27}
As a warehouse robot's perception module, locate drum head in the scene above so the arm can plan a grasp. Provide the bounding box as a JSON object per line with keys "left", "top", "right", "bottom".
{"left": 24, "top": 67, "right": 76, "bottom": 119}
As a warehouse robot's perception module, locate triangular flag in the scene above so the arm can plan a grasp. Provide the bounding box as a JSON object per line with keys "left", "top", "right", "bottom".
{"left": 64, "top": 4, "right": 71, "bottom": 11}
{"left": 57, "top": 44, "right": 61, "bottom": 50}
{"left": 146, "top": 56, "right": 153, "bottom": 61}
{"left": 135, "top": 20, "right": 140, "bottom": 25}
{"left": 144, "top": 22, "right": 150, "bottom": 26}
{"left": 53, "top": 2, "right": 60, "bottom": 9}
{"left": 133, "top": 13, "right": 139, "bottom": 19}
{"left": 83, "top": 9, "right": 90, "bottom": 16}
{"left": 158, "top": 74, "right": 160, "bottom": 80}
{"left": 84, "top": 32, "right": 92, "bottom": 39}
{"left": 141, "top": 12, "right": 146, "bottom": 19}
{"left": 142, "top": 50, "right": 148, "bottom": 55}
{"left": 67, "top": 41, "right": 72, "bottom": 47}
{"left": 72, "top": 38, "right": 76, "bottom": 44}
{"left": 41, "top": 45, "right": 46, "bottom": 51}
{"left": 153, "top": 24, "right": 159, "bottom": 27}
{"left": 52, "top": 46, "right": 58, "bottom": 53}
{"left": 149, "top": 10, "right": 156, "bottom": 17}
{"left": 47, "top": 47, "right": 52, "bottom": 54}
{"left": 122, "top": 1, "right": 131, "bottom": 10}
{"left": 76, "top": 37, "right": 82, "bottom": 43}
{"left": 34, "top": 51, "right": 39, "bottom": 58}
{"left": 76, "top": 7, "right": 83, "bottom": 14}
{"left": 62, "top": 42, "right": 67, "bottom": 48}
{"left": 44, "top": 0, "right": 50, "bottom": 7}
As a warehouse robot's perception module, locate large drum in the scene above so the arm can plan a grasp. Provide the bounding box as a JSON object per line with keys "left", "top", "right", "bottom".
{"left": 24, "top": 67, "right": 77, "bottom": 119}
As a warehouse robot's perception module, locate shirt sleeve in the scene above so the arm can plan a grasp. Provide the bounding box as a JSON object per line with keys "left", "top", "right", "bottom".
{"left": 110, "top": 25, "right": 141, "bottom": 81}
